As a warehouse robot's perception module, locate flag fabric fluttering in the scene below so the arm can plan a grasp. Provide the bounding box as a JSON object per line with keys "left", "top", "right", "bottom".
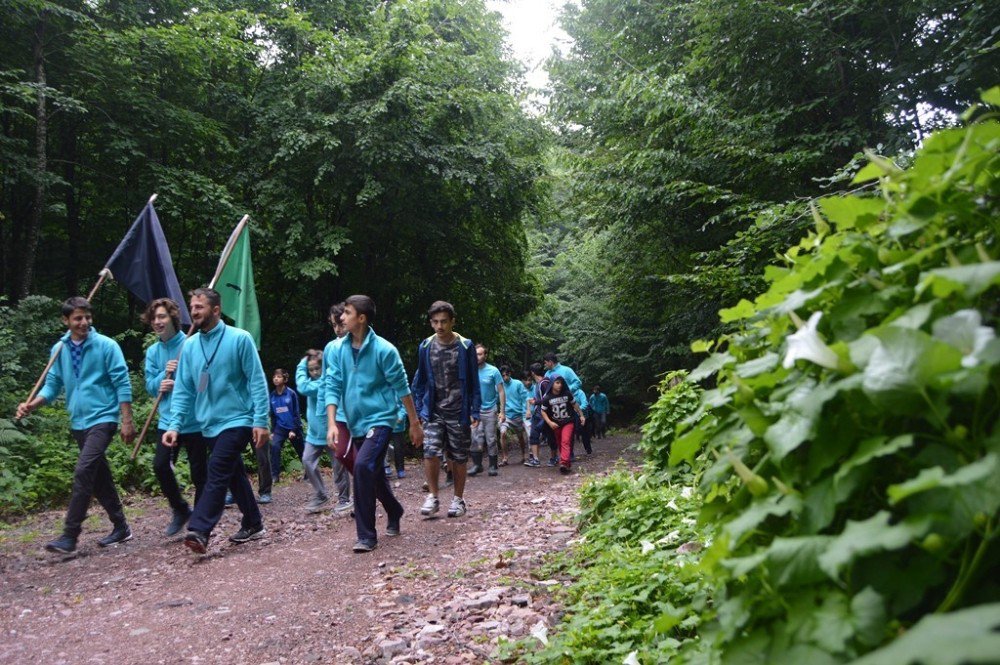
{"left": 216, "top": 222, "right": 261, "bottom": 348}
{"left": 105, "top": 202, "right": 192, "bottom": 327}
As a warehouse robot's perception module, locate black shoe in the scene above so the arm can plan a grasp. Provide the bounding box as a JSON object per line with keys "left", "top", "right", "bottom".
{"left": 229, "top": 524, "right": 266, "bottom": 544}
{"left": 165, "top": 509, "right": 191, "bottom": 537}
{"left": 353, "top": 539, "right": 377, "bottom": 553}
{"left": 559, "top": 465, "right": 571, "bottom": 475}
{"left": 184, "top": 530, "right": 209, "bottom": 554}
{"left": 387, "top": 509, "right": 404, "bottom": 537}
{"left": 468, "top": 464, "right": 483, "bottom": 476}
{"left": 488, "top": 455, "right": 499, "bottom": 476}
{"left": 97, "top": 524, "right": 133, "bottom": 547}
{"left": 45, "top": 534, "right": 77, "bottom": 554}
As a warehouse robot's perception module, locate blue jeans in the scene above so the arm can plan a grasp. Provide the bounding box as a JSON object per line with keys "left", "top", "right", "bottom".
{"left": 352, "top": 426, "right": 403, "bottom": 545}
{"left": 189, "top": 427, "right": 262, "bottom": 536}
{"left": 269, "top": 426, "right": 304, "bottom": 481}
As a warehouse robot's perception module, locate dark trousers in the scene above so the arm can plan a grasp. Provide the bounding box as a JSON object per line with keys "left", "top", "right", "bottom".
{"left": 353, "top": 426, "right": 403, "bottom": 545}
{"left": 65, "top": 423, "right": 127, "bottom": 537}
{"left": 154, "top": 429, "right": 208, "bottom": 514}
{"left": 574, "top": 410, "right": 593, "bottom": 454}
{"left": 189, "top": 427, "right": 262, "bottom": 536}
{"left": 254, "top": 437, "right": 272, "bottom": 495}
{"left": 269, "top": 426, "right": 304, "bottom": 481}
{"left": 387, "top": 432, "right": 406, "bottom": 472}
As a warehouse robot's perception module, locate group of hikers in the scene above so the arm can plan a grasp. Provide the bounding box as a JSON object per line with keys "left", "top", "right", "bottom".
{"left": 15, "top": 292, "right": 610, "bottom": 556}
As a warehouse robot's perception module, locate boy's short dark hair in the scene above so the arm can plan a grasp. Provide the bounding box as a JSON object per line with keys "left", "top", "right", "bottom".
{"left": 189, "top": 287, "right": 221, "bottom": 308}
{"left": 522, "top": 370, "right": 533, "bottom": 381}
{"left": 329, "top": 302, "right": 345, "bottom": 319}
{"left": 476, "top": 343, "right": 488, "bottom": 354}
{"left": 61, "top": 297, "right": 92, "bottom": 317}
{"left": 427, "top": 300, "right": 456, "bottom": 319}
{"left": 500, "top": 365, "right": 512, "bottom": 375}
{"left": 345, "top": 294, "right": 375, "bottom": 321}
{"left": 141, "top": 297, "right": 181, "bottom": 330}
{"left": 593, "top": 384, "right": 601, "bottom": 391}
{"left": 543, "top": 352, "right": 558, "bottom": 363}
{"left": 273, "top": 368, "right": 289, "bottom": 380}
{"left": 529, "top": 362, "right": 544, "bottom": 377}
{"left": 306, "top": 349, "right": 323, "bottom": 362}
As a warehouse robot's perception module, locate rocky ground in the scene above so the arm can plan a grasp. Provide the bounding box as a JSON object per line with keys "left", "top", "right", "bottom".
{"left": 0, "top": 434, "right": 638, "bottom": 664}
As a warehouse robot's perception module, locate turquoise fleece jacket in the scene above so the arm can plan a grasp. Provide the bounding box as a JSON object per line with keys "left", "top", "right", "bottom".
{"left": 38, "top": 328, "right": 132, "bottom": 430}
{"left": 167, "top": 321, "right": 269, "bottom": 437}
{"left": 144, "top": 332, "right": 199, "bottom": 434}
{"left": 545, "top": 363, "right": 582, "bottom": 394}
{"left": 322, "top": 336, "right": 349, "bottom": 424}
{"left": 296, "top": 357, "right": 328, "bottom": 446}
{"left": 503, "top": 378, "right": 529, "bottom": 419}
{"left": 324, "top": 327, "right": 411, "bottom": 438}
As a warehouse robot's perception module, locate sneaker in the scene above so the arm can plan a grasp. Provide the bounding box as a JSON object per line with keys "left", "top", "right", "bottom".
{"left": 547, "top": 458, "right": 558, "bottom": 467}
{"left": 523, "top": 456, "right": 535, "bottom": 467}
{"left": 352, "top": 540, "right": 377, "bottom": 553}
{"left": 397, "top": 470, "right": 406, "bottom": 479}
{"left": 258, "top": 493, "right": 272, "bottom": 504}
{"left": 526, "top": 457, "right": 541, "bottom": 468}
{"left": 45, "top": 534, "right": 77, "bottom": 554}
{"left": 184, "top": 530, "right": 209, "bottom": 554}
{"left": 229, "top": 524, "right": 266, "bottom": 544}
{"left": 165, "top": 509, "right": 191, "bottom": 537}
{"left": 559, "top": 465, "right": 571, "bottom": 475}
{"left": 306, "top": 495, "right": 330, "bottom": 514}
{"left": 333, "top": 499, "right": 354, "bottom": 516}
{"left": 447, "top": 496, "right": 467, "bottom": 518}
{"left": 420, "top": 493, "right": 440, "bottom": 516}
{"left": 97, "top": 524, "right": 133, "bottom": 547}
{"left": 384, "top": 466, "right": 393, "bottom": 476}
{"left": 224, "top": 491, "right": 235, "bottom": 507}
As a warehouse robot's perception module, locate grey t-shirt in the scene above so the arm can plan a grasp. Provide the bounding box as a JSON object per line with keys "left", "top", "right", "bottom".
{"left": 430, "top": 337, "right": 462, "bottom": 417}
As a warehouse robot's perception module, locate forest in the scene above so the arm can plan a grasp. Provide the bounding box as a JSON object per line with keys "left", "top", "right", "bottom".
{"left": 2, "top": 0, "right": 998, "bottom": 662}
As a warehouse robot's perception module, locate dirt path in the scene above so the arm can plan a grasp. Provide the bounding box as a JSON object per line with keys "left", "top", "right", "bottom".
{"left": 0, "top": 434, "right": 639, "bottom": 664}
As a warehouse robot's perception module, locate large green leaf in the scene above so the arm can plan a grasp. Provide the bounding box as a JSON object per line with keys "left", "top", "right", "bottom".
{"left": 861, "top": 328, "right": 963, "bottom": 409}
{"left": 818, "top": 512, "right": 932, "bottom": 579}
{"left": 918, "top": 262, "right": 1000, "bottom": 299}
{"left": 850, "top": 603, "right": 1000, "bottom": 665}
{"left": 726, "top": 535, "right": 834, "bottom": 588}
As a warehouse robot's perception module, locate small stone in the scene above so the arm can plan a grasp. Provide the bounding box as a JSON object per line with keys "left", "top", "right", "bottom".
{"left": 511, "top": 594, "right": 531, "bottom": 607}
{"left": 380, "top": 638, "right": 407, "bottom": 659}
{"left": 129, "top": 628, "right": 150, "bottom": 636}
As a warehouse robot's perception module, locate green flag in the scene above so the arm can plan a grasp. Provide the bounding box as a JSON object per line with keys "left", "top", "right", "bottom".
{"left": 217, "top": 223, "right": 261, "bottom": 348}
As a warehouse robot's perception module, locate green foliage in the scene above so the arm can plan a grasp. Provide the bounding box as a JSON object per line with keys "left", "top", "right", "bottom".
{"left": 502, "top": 469, "right": 711, "bottom": 664}
{"left": 638, "top": 371, "right": 701, "bottom": 473}
{"left": 663, "top": 99, "right": 1000, "bottom": 662}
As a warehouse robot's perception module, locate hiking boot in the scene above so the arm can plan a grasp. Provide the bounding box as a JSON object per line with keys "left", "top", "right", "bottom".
{"left": 420, "top": 494, "right": 440, "bottom": 516}
{"left": 447, "top": 496, "right": 467, "bottom": 518}
{"left": 45, "top": 534, "right": 77, "bottom": 554}
{"left": 352, "top": 540, "right": 377, "bottom": 553}
{"left": 333, "top": 499, "right": 354, "bottom": 516}
{"left": 229, "top": 524, "right": 266, "bottom": 544}
{"left": 559, "top": 465, "right": 571, "bottom": 475}
{"left": 165, "top": 509, "right": 191, "bottom": 537}
{"left": 468, "top": 463, "right": 483, "bottom": 476}
{"left": 258, "top": 493, "right": 272, "bottom": 504}
{"left": 306, "top": 495, "right": 330, "bottom": 514}
{"left": 387, "top": 508, "right": 404, "bottom": 536}
{"left": 184, "top": 530, "right": 209, "bottom": 554}
{"left": 97, "top": 524, "right": 133, "bottom": 547}
{"left": 488, "top": 455, "right": 499, "bottom": 477}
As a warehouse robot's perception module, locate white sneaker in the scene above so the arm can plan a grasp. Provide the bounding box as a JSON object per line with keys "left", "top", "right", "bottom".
{"left": 333, "top": 499, "right": 354, "bottom": 516}
{"left": 420, "top": 493, "right": 440, "bottom": 516}
{"left": 447, "top": 496, "right": 467, "bottom": 518}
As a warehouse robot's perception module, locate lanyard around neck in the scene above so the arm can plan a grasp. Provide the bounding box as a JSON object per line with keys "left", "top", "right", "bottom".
{"left": 199, "top": 326, "right": 226, "bottom": 369}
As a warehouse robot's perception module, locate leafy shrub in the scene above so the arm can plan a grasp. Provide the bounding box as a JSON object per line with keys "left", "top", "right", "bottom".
{"left": 663, "top": 91, "right": 1000, "bottom": 662}
{"left": 638, "top": 370, "right": 701, "bottom": 472}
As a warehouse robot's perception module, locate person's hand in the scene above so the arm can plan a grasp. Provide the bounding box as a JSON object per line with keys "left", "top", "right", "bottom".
{"left": 253, "top": 427, "right": 270, "bottom": 449}
{"left": 549, "top": 421, "right": 558, "bottom": 431}
{"left": 15, "top": 402, "right": 33, "bottom": 420}
{"left": 498, "top": 413, "right": 506, "bottom": 423}
{"left": 471, "top": 418, "right": 480, "bottom": 429}
{"left": 159, "top": 378, "right": 174, "bottom": 393}
{"left": 120, "top": 417, "right": 137, "bottom": 445}
{"left": 409, "top": 421, "right": 424, "bottom": 448}
{"left": 327, "top": 426, "right": 338, "bottom": 452}
{"left": 288, "top": 431, "right": 297, "bottom": 440}
{"left": 580, "top": 416, "right": 586, "bottom": 426}
{"left": 165, "top": 359, "right": 178, "bottom": 374}
{"left": 163, "top": 430, "right": 179, "bottom": 448}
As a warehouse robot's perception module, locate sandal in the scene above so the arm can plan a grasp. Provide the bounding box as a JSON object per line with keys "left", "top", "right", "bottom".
{"left": 499, "top": 458, "right": 509, "bottom": 467}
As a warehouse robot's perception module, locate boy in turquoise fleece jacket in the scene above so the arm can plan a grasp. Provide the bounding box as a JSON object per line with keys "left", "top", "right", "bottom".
{"left": 17, "top": 297, "right": 136, "bottom": 555}
{"left": 325, "top": 295, "right": 423, "bottom": 553}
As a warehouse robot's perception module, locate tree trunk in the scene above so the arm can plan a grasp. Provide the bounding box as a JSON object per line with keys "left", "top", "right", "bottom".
{"left": 63, "top": 120, "right": 81, "bottom": 295}
{"left": 20, "top": 14, "right": 48, "bottom": 299}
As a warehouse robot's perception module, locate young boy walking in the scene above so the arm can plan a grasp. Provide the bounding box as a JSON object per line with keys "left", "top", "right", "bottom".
{"left": 540, "top": 376, "right": 585, "bottom": 474}
{"left": 17, "top": 297, "right": 136, "bottom": 554}
{"left": 499, "top": 365, "right": 529, "bottom": 465}
{"left": 296, "top": 349, "right": 351, "bottom": 513}
{"left": 471, "top": 344, "right": 505, "bottom": 477}
{"left": 269, "top": 368, "right": 304, "bottom": 484}
{"left": 325, "top": 295, "right": 422, "bottom": 552}
{"left": 410, "top": 301, "right": 480, "bottom": 518}
{"left": 142, "top": 297, "right": 207, "bottom": 537}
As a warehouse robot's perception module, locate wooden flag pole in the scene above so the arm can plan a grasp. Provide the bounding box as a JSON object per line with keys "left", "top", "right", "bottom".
{"left": 131, "top": 214, "right": 250, "bottom": 459}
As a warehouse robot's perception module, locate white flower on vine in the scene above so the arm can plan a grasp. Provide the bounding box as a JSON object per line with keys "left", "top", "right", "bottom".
{"left": 783, "top": 312, "right": 840, "bottom": 370}
{"left": 932, "top": 309, "right": 996, "bottom": 368}
{"left": 623, "top": 652, "right": 641, "bottom": 665}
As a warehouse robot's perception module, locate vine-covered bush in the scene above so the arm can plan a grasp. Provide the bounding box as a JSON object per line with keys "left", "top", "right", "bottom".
{"left": 663, "top": 91, "right": 1000, "bottom": 662}
{"left": 638, "top": 370, "right": 701, "bottom": 472}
